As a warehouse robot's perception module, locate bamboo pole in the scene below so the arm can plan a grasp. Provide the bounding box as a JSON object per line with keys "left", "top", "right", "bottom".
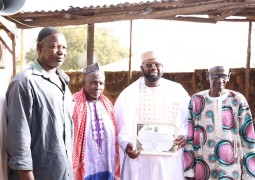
{"left": 128, "top": 20, "right": 133, "bottom": 85}
{"left": 87, "top": 24, "right": 94, "bottom": 66}
{"left": 245, "top": 21, "right": 252, "bottom": 101}
{"left": 20, "top": 29, "right": 24, "bottom": 71}
{"left": 12, "top": 33, "right": 16, "bottom": 76}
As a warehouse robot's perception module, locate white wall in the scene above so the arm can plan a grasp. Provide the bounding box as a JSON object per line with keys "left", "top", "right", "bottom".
{"left": 0, "top": 30, "right": 14, "bottom": 98}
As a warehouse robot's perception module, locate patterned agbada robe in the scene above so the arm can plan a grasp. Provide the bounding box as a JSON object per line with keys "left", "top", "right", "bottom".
{"left": 72, "top": 88, "right": 120, "bottom": 180}
{"left": 184, "top": 89, "right": 255, "bottom": 180}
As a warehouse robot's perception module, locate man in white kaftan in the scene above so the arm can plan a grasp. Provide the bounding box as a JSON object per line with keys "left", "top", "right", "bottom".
{"left": 114, "top": 51, "right": 190, "bottom": 180}
{"left": 0, "top": 95, "right": 8, "bottom": 180}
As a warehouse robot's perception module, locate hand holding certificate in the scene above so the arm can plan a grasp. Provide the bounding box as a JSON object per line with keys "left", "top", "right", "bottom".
{"left": 134, "top": 123, "right": 179, "bottom": 156}
{"left": 173, "top": 135, "right": 186, "bottom": 150}
{"left": 125, "top": 143, "right": 141, "bottom": 159}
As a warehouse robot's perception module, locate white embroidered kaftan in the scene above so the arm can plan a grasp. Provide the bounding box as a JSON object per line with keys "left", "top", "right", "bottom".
{"left": 114, "top": 77, "right": 190, "bottom": 180}
{"left": 84, "top": 100, "right": 116, "bottom": 180}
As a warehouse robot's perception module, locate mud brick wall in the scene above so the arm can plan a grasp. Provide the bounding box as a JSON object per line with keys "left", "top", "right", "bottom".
{"left": 66, "top": 68, "right": 255, "bottom": 114}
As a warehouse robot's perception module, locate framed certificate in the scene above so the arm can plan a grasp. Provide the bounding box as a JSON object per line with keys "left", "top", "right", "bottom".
{"left": 134, "top": 122, "right": 178, "bottom": 156}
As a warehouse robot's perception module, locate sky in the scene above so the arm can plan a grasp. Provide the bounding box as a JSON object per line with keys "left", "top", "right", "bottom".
{"left": 17, "top": 0, "right": 255, "bottom": 71}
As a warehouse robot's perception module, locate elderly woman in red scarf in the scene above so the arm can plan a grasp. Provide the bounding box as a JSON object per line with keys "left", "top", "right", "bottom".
{"left": 72, "top": 63, "right": 120, "bottom": 180}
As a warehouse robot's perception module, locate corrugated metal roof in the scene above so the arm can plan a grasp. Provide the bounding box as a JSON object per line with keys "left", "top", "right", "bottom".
{"left": 19, "top": 0, "right": 178, "bottom": 14}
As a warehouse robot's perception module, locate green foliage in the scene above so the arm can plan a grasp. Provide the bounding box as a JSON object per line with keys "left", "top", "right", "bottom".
{"left": 25, "top": 26, "right": 132, "bottom": 71}
{"left": 94, "top": 27, "right": 130, "bottom": 65}
{"left": 25, "top": 39, "right": 38, "bottom": 65}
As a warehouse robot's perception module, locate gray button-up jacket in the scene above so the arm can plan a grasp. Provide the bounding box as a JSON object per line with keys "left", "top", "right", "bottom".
{"left": 6, "top": 60, "right": 74, "bottom": 180}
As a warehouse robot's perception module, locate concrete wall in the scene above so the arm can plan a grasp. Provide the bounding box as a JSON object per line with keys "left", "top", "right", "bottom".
{"left": 66, "top": 68, "right": 255, "bottom": 114}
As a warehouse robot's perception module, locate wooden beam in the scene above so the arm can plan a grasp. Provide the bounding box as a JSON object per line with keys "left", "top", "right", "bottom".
{"left": 246, "top": 15, "right": 255, "bottom": 20}
{"left": 0, "top": 36, "right": 12, "bottom": 54}
{"left": 20, "top": 29, "right": 24, "bottom": 71}
{"left": 13, "top": 2, "right": 250, "bottom": 28}
{"left": 12, "top": 33, "right": 16, "bottom": 76}
{"left": 208, "top": 15, "right": 218, "bottom": 19}
{"left": 159, "top": 16, "right": 217, "bottom": 23}
{"left": 217, "top": 3, "right": 255, "bottom": 12}
{"left": 223, "top": 18, "right": 252, "bottom": 22}
{"left": 87, "top": 24, "right": 94, "bottom": 66}
{"left": 63, "top": 13, "right": 85, "bottom": 20}
{"left": 214, "top": 9, "right": 244, "bottom": 20}
{"left": 245, "top": 21, "right": 252, "bottom": 101}
{"left": 128, "top": 20, "right": 133, "bottom": 85}
{"left": 3, "top": 27, "right": 14, "bottom": 41}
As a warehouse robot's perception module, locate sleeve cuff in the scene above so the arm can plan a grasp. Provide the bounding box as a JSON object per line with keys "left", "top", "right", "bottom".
{"left": 120, "top": 141, "right": 131, "bottom": 152}
{"left": 8, "top": 156, "right": 33, "bottom": 171}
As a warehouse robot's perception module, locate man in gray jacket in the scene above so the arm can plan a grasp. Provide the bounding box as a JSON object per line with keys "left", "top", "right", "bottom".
{"left": 6, "top": 27, "right": 74, "bottom": 180}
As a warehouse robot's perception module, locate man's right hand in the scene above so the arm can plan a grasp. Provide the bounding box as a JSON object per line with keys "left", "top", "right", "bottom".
{"left": 18, "top": 170, "right": 34, "bottom": 180}
{"left": 186, "top": 178, "right": 195, "bottom": 180}
{"left": 125, "top": 143, "right": 141, "bottom": 159}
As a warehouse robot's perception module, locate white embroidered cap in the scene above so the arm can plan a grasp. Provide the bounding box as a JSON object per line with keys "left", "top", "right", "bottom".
{"left": 141, "top": 51, "right": 159, "bottom": 62}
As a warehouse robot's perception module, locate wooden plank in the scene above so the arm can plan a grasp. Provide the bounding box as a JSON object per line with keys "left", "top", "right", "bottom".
{"left": 223, "top": 19, "right": 251, "bottom": 22}
{"left": 87, "top": 24, "right": 94, "bottom": 66}
{"left": 12, "top": 33, "right": 16, "bottom": 76}
{"left": 63, "top": 13, "right": 85, "bottom": 19}
{"left": 13, "top": 2, "right": 250, "bottom": 28}
{"left": 20, "top": 29, "right": 24, "bottom": 71}
{"left": 217, "top": 3, "right": 255, "bottom": 12}
{"left": 245, "top": 21, "right": 252, "bottom": 101}
{"left": 11, "top": 12, "right": 63, "bottom": 18}
{"left": 128, "top": 20, "right": 132, "bottom": 85}
{"left": 0, "top": 36, "right": 12, "bottom": 54}
{"left": 214, "top": 9, "right": 244, "bottom": 20}
{"left": 3, "top": 27, "right": 14, "bottom": 41}
{"left": 246, "top": 15, "right": 255, "bottom": 20}
{"left": 159, "top": 16, "right": 217, "bottom": 23}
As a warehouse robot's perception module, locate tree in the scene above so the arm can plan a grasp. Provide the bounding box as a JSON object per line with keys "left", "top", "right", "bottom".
{"left": 25, "top": 26, "right": 132, "bottom": 71}
{"left": 25, "top": 39, "right": 38, "bottom": 65}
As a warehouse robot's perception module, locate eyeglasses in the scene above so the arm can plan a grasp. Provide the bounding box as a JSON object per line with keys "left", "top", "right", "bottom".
{"left": 210, "top": 74, "right": 229, "bottom": 80}
{"left": 142, "top": 63, "right": 163, "bottom": 69}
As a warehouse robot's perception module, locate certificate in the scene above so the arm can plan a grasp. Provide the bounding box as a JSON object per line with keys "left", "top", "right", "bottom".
{"left": 134, "top": 122, "right": 178, "bottom": 156}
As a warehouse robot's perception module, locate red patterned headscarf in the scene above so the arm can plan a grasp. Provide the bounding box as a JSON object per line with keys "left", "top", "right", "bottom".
{"left": 72, "top": 87, "right": 120, "bottom": 180}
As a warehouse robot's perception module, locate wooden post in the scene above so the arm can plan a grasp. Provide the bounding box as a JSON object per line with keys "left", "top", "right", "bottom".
{"left": 128, "top": 20, "right": 133, "bottom": 85}
{"left": 12, "top": 33, "right": 16, "bottom": 76}
{"left": 20, "top": 29, "right": 24, "bottom": 72}
{"left": 87, "top": 24, "right": 94, "bottom": 67}
{"left": 245, "top": 21, "right": 252, "bottom": 101}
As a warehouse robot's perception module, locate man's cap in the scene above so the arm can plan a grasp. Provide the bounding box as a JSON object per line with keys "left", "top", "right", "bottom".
{"left": 83, "top": 63, "right": 105, "bottom": 77}
{"left": 141, "top": 51, "right": 158, "bottom": 63}
{"left": 208, "top": 63, "right": 229, "bottom": 72}
{"left": 37, "top": 26, "right": 64, "bottom": 43}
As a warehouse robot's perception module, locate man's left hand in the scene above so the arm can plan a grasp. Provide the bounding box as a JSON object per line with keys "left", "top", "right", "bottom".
{"left": 173, "top": 135, "right": 186, "bottom": 150}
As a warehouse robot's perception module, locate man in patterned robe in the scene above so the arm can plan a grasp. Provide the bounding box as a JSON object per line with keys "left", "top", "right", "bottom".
{"left": 114, "top": 51, "right": 190, "bottom": 179}
{"left": 72, "top": 63, "right": 120, "bottom": 180}
{"left": 184, "top": 65, "right": 255, "bottom": 180}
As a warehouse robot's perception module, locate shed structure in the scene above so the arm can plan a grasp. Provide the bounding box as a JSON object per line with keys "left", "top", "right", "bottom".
{"left": 0, "top": 0, "right": 254, "bottom": 100}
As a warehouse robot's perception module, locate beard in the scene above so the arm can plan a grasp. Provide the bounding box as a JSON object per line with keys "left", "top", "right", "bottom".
{"left": 142, "top": 69, "right": 163, "bottom": 82}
